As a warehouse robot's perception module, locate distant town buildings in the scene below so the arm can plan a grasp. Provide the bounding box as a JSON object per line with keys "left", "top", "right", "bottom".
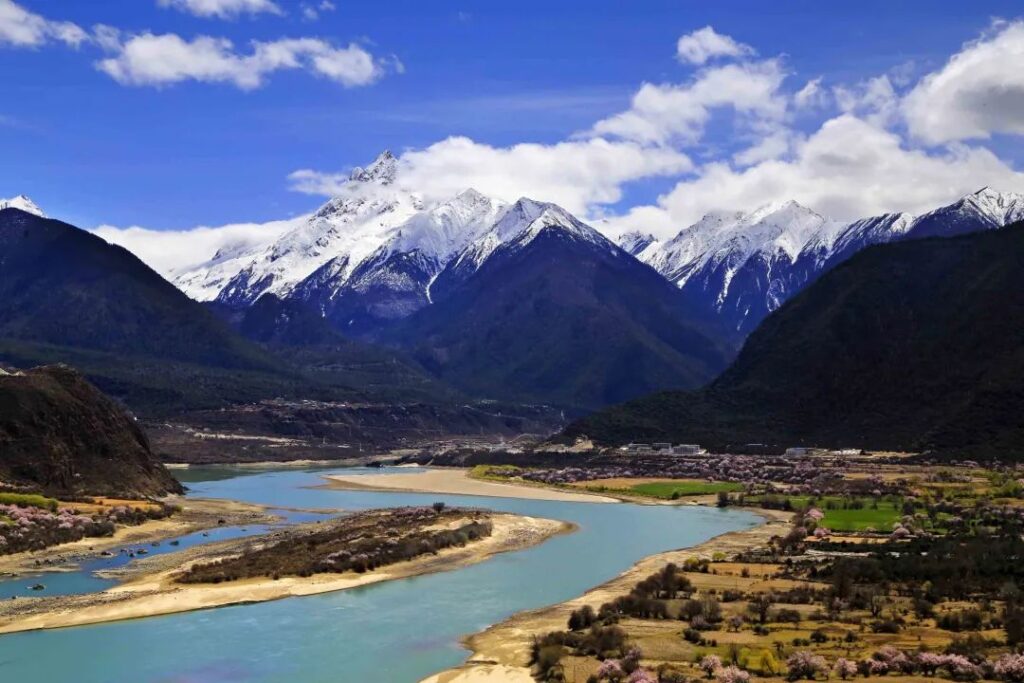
{"left": 622, "top": 443, "right": 707, "bottom": 455}
{"left": 784, "top": 447, "right": 824, "bottom": 457}
{"left": 785, "top": 447, "right": 864, "bottom": 456}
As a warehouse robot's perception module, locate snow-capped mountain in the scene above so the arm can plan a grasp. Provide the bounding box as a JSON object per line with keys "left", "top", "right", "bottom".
{"left": 386, "top": 197, "right": 732, "bottom": 409}
{"left": 904, "top": 186, "right": 1024, "bottom": 239}
{"left": 0, "top": 195, "right": 45, "bottom": 217}
{"left": 616, "top": 230, "right": 658, "bottom": 257}
{"left": 430, "top": 197, "right": 619, "bottom": 302}
{"left": 178, "top": 151, "right": 426, "bottom": 307}
{"left": 172, "top": 148, "right": 1023, "bottom": 347}
{"left": 174, "top": 151, "right": 513, "bottom": 332}
{"left": 638, "top": 187, "right": 1024, "bottom": 337}
{"left": 291, "top": 188, "right": 506, "bottom": 331}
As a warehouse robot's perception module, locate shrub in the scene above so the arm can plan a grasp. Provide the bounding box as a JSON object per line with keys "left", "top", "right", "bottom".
{"left": 834, "top": 658, "right": 857, "bottom": 680}
{"left": 994, "top": 654, "right": 1024, "bottom": 683}
{"left": 774, "top": 608, "right": 801, "bottom": 624}
{"left": 786, "top": 651, "right": 826, "bottom": 681}
{"left": 569, "top": 606, "right": 598, "bottom": 631}
{"left": 716, "top": 665, "right": 750, "bottom": 683}
{"left": 700, "top": 655, "right": 722, "bottom": 679}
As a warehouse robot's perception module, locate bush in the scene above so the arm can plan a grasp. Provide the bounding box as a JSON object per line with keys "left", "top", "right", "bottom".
{"left": 774, "top": 608, "right": 802, "bottom": 624}
{"left": 786, "top": 651, "right": 826, "bottom": 681}
{"left": 568, "top": 605, "right": 598, "bottom": 631}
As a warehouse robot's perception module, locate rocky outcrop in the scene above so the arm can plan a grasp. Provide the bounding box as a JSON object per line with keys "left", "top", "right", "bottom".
{"left": 0, "top": 365, "right": 183, "bottom": 497}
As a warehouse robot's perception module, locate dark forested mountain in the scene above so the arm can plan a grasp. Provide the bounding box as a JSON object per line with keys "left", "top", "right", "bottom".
{"left": 568, "top": 221, "right": 1024, "bottom": 457}
{"left": 0, "top": 207, "right": 310, "bottom": 413}
{"left": 387, "top": 199, "right": 734, "bottom": 410}
{"left": 0, "top": 365, "right": 182, "bottom": 497}
{"left": 211, "top": 294, "right": 459, "bottom": 403}
{"left": 0, "top": 208, "right": 274, "bottom": 370}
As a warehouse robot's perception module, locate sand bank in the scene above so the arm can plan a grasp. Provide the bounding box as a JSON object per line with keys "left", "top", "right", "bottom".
{"left": 0, "top": 497, "right": 274, "bottom": 577}
{"left": 325, "top": 468, "right": 618, "bottom": 503}
{"left": 0, "top": 512, "right": 571, "bottom": 634}
{"left": 419, "top": 508, "right": 793, "bottom": 682}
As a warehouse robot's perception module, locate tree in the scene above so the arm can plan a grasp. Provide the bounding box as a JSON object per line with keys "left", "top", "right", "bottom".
{"left": 786, "top": 651, "right": 826, "bottom": 681}
{"left": 700, "top": 655, "right": 722, "bottom": 679}
{"left": 748, "top": 594, "right": 773, "bottom": 624}
{"left": 569, "top": 605, "right": 597, "bottom": 631}
{"left": 994, "top": 654, "right": 1024, "bottom": 683}
{"left": 597, "top": 659, "right": 624, "bottom": 682}
{"left": 834, "top": 658, "right": 857, "bottom": 680}
{"left": 760, "top": 650, "right": 781, "bottom": 676}
{"left": 1006, "top": 600, "right": 1024, "bottom": 646}
{"left": 715, "top": 665, "right": 750, "bottom": 683}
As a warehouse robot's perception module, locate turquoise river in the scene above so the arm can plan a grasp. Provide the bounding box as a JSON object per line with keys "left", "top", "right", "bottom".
{"left": 0, "top": 466, "right": 760, "bottom": 682}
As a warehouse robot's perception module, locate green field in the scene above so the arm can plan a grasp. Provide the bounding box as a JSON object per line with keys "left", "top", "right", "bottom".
{"left": 750, "top": 494, "right": 902, "bottom": 531}
{"left": 0, "top": 492, "right": 59, "bottom": 510}
{"left": 586, "top": 480, "right": 744, "bottom": 499}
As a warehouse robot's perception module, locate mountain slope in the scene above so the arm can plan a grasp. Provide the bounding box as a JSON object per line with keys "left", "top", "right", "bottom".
{"left": 566, "top": 221, "right": 1024, "bottom": 457}
{"left": 0, "top": 208, "right": 376, "bottom": 414}
{"left": 210, "top": 294, "right": 460, "bottom": 403}
{"left": 388, "top": 199, "right": 734, "bottom": 410}
{"left": 0, "top": 365, "right": 182, "bottom": 497}
{"left": 0, "top": 208, "right": 274, "bottom": 370}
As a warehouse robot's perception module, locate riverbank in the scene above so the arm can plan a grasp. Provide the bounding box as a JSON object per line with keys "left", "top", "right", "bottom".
{"left": 420, "top": 508, "right": 793, "bottom": 683}
{"left": 324, "top": 467, "right": 620, "bottom": 503}
{"left": 0, "top": 496, "right": 275, "bottom": 577}
{"left": 0, "top": 512, "right": 572, "bottom": 634}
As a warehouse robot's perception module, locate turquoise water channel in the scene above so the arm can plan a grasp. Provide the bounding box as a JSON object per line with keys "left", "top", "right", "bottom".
{"left": 0, "top": 466, "right": 759, "bottom": 682}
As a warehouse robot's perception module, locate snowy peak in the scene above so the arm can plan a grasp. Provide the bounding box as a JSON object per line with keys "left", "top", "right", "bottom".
{"left": 496, "top": 197, "right": 612, "bottom": 250}
{"left": 646, "top": 200, "right": 825, "bottom": 289}
{"left": 384, "top": 188, "right": 505, "bottom": 261}
{"left": 617, "top": 230, "right": 658, "bottom": 257}
{"left": 905, "top": 186, "right": 1024, "bottom": 239}
{"left": 0, "top": 195, "right": 45, "bottom": 217}
{"left": 348, "top": 150, "right": 398, "bottom": 185}
{"left": 961, "top": 186, "right": 1024, "bottom": 224}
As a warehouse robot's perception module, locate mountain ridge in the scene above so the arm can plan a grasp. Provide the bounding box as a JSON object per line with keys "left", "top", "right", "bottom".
{"left": 568, "top": 220, "right": 1024, "bottom": 457}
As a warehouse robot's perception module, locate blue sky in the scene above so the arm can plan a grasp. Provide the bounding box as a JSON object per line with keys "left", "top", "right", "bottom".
{"left": 3, "top": 0, "right": 1024, "bottom": 251}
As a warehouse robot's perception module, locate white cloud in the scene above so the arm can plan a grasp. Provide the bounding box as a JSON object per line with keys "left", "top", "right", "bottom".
{"left": 90, "top": 18, "right": 1024, "bottom": 266}
{"left": 794, "top": 77, "right": 828, "bottom": 109}
{"left": 606, "top": 115, "right": 1024, "bottom": 239}
{"left": 94, "top": 216, "right": 301, "bottom": 277}
{"left": 0, "top": 0, "right": 87, "bottom": 48}
{"left": 290, "top": 136, "right": 692, "bottom": 217}
{"left": 156, "top": 0, "right": 282, "bottom": 19}
{"left": 676, "top": 26, "right": 754, "bottom": 65}
{"left": 300, "top": 0, "right": 335, "bottom": 21}
{"left": 732, "top": 130, "right": 793, "bottom": 167}
{"left": 833, "top": 75, "right": 899, "bottom": 127}
{"left": 589, "top": 59, "right": 788, "bottom": 145}
{"left": 95, "top": 33, "right": 392, "bottom": 89}
{"left": 904, "top": 20, "right": 1024, "bottom": 144}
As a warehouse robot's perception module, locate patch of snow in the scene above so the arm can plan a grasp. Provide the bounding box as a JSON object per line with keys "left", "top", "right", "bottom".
{"left": 0, "top": 194, "right": 45, "bottom": 217}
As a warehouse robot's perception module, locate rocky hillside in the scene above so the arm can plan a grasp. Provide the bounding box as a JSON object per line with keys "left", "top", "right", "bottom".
{"left": 0, "top": 365, "right": 183, "bottom": 497}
